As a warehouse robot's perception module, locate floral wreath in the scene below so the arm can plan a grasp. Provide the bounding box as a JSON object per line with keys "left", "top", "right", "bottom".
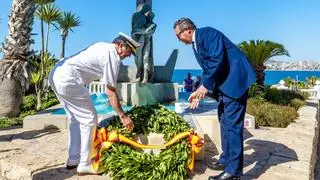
{"left": 92, "top": 104, "right": 203, "bottom": 179}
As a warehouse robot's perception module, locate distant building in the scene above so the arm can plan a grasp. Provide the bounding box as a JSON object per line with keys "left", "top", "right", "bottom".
{"left": 265, "top": 60, "right": 320, "bottom": 70}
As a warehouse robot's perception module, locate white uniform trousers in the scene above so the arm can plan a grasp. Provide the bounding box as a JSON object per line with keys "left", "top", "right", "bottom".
{"left": 49, "top": 75, "right": 97, "bottom": 168}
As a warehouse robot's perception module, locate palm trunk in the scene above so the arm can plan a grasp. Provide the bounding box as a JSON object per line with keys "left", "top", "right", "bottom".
{"left": 35, "top": 85, "right": 42, "bottom": 111}
{"left": 44, "top": 80, "right": 49, "bottom": 100}
{"left": 40, "top": 18, "right": 45, "bottom": 77}
{"left": 45, "top": 23, "right": 50, "bottom": 53}
{"left": 256, "top": 71, "right": 265, "bottom": 87}
{"left": 38, "top": 18, "right": 45, "bottom": 108}
{"left": 61, "top": 34, "right": 66, "bottom": 58}
{"left": 254, "top": 64, "right": 266, "bottom": 89}
{"left": 42, "top": 24, "right": 51, "bottom": 100}
{"left": 0, "top": 0, "right": 35, "bottom": 117}
{"left": 0, "top": 62, "right": 24, "bottom": 117}
{"left": 37, "top": 7, "right": 45, "bottom": 110}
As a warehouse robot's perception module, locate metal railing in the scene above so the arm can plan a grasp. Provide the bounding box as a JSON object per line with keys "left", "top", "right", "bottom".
{"left": 86, "top": 82, "right": 320, "bottom": 100}
{"left": 178, "top": 84, "right": 184, "bottom": 92}
{"left": 85, "top": 81, "right": 106, "bottom": 94}
{"left": 87, "top": 82, "right": 185, "bottom": 94}
{"left": 300, "top": 89, "right": 320, "bottom": 99}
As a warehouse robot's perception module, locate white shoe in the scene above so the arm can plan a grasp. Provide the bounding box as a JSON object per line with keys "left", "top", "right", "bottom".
{"left": 77, "top": 163, "right": 104, "bottom": 176}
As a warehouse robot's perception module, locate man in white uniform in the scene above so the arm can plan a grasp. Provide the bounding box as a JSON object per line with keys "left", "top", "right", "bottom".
{"left": 48, "top": 32, "right": 140, "bottom": 175}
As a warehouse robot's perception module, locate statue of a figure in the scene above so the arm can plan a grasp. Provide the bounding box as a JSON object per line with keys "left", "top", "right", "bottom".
{"left": 131, "top": 3, "right": 157, "bottom": 83}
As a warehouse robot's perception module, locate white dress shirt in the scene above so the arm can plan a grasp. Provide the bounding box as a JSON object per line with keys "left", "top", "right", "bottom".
{"left": 192, "top": 30, "right": 197, "bottom": 52}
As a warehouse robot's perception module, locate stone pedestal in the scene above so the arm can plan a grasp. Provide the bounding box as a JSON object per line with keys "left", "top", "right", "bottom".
{"left": 194, "top": 113, "right": 256, "bottom": 154}
{"left": 116, "top": 82, "right": 179, "bottom": 106}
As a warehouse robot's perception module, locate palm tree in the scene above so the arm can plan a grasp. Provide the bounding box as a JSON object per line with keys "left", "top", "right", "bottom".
{"left": 36, "top": 4, "right": 60, "bottom": 53}
{"left": 283, "top": 77, "right": 295, "bottom": 88}
{"left": 0, "top": 0, "right": 36, "bottom": 117}
{"left": 35, "top": 3, "right": 60, "bottom": 103}
{"left": 239, "top": 40, "right": 290, "bottom": 87}
{"left": 306, "top": 76, "right": 319, "bottom": 88}
{"left": 57, "top": 11, "right": 80, "bottom": 58}
{"left": 34, "top": 0, "right": 54, "bottom": 83}
{"left": 34, "top": 1, "right": 54, "bottom": 51}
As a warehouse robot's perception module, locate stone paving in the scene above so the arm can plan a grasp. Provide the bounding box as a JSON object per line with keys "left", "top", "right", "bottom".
{"left": 0, "top": 100, "right": 319, "bottom": 180}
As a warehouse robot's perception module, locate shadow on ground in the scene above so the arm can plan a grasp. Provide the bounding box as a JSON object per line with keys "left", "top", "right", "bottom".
{"left": 0, "top": 125, "right": 60, "bottom": 142}
{"left": 193, "top": 134, "right": 219, "bottom": 176}
{"left": 243, "top": 129, "right": 298, "bottom": 179}
{"left": 32, "top": 167, "right": 76, "bottom": 180}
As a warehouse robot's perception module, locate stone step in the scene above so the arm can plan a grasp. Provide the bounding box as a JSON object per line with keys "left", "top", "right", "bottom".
{"left": 23, "top": 104, "right": 67, "bottom": 130}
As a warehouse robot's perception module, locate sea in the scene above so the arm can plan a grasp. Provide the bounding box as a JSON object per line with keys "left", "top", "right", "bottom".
{"left": 172, "top": 69, "right": 320, "bottom": 85}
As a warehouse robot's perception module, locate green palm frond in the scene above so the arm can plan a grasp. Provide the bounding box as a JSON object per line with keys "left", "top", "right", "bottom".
{"left": 58, "top": 12, "right": 80, "bottom": 36}
{"left": 36, "top": 4, "right": 61, "bottom": 53}
{"left": 34, "top": 0, "right": 54, "bottom": 10}
{"left": 35, "top": 4, "right": 61, "bottom": 24}
{"left": 306, "top": 76, "right": 319, "bottom": 88}
{"left": 28, "top": 54, "right": 41, "bottom": 69}
{"left": 57, "top": 11, "right": 80, "bottom": 35}
{"left": 57, "top": 11, "right": 80, "bottom": 58}
{"left": 34, "top": 0, "right": 55, "bottom": 6}
{"left": 238, "top": 40, "right": 290, "bottom": 66}
{"left": 238, "top": 40, "right": 290, "bottom": 87}
{"left": 43, "top": 53, "right": 57, "bottom": 76}
{"left": 31, "top": 71, "right": 42, "bottom": 85}
{"left": 283, "top": 77, "right": 295, "bottom": 87}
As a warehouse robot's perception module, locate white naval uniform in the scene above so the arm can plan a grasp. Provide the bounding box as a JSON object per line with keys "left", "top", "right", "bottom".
{"left": 48, "top": 42, "right": 121, "bottom": 169}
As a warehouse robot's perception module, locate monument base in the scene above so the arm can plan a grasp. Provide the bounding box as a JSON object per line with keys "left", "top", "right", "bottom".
{"left": 116, "top": 82, "right": 179, "bottom": 106}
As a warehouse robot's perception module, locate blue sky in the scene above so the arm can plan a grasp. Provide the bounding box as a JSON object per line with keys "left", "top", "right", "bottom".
{"left": 0, "top": 0, "right": 320, "bottom": 69}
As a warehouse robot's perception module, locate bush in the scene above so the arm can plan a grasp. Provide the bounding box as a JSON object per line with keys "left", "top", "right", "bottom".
{"left": 0, "top": 117, "right": 23, "bottom": 127}
{"left": 248, "top": 83, "right": 265, "bottom": 98}
{"left": 290, "top": 98, "right": 306, "bottom": 110}
{"left": 248, "top": 83, "right": 259, "bottom": 98}
{"left": 1, "top": 92, "right": 59, "bottom": 128}
{"left": 19, "top": 110, "right": 36, "bottom": 118}
{"left": 247, "top": 98, "right": 298, "bottom": 128}
{"left": 40, "top": 92, "right": 59, "bottom": 110}
{"left": 21, "top": 94, "right": 37, "bottom": 112}
{"left": 264, "top": 88, "right": 307, "bottom": 106}
{"left": 40, "top": 98, "right": 59, "bottom": 110}
{"left": 299, "top": 91, "right": 310, "bottom": 100}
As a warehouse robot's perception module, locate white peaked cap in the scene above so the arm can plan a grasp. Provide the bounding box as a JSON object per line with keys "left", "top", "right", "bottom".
{"left": 118, "top": 32, "right": 141, "bottom": 56}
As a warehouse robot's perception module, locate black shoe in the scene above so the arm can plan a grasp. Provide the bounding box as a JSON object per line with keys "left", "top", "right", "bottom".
{"left": 207, "top": 161, "right": 225, "bottom": 170}
{"left": 208, "top": 171, "right": 240, "bottom": 180}
{"left": 66, "top": 165, "right": 78, "bottom": 170}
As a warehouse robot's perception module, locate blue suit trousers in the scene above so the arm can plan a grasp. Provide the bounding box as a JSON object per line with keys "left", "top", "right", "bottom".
{"left": 217, "top": 91, "right": 248, "bottom": 176}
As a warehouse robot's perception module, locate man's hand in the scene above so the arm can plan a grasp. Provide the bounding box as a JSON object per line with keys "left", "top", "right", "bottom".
{"left": 119, "top": 114, "right": 134, "bottom": 132}
{"left": 106, "top": 85, "right": 134, "bottom": 132}
{"left": 195, "top": 85, "right": 208, "bottom": 99}
{"left": 188, "top": 91, "right": 200, "bottom": 109}
{"left": 188, "top": 85, "right": 208, "bottom": 109}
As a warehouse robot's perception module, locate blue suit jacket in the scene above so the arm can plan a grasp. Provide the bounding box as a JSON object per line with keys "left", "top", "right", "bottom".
{"left": 194, "top": 27, "right": 256, "bottom": 99}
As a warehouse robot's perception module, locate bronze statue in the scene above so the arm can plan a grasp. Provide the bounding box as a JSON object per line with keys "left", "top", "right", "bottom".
{"left": 131, "top": 3, "right": 157, "bottom": 83}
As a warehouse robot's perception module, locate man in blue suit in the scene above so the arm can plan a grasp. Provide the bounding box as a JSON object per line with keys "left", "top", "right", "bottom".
{"left": 174, "top": 18, "right": 256, "bottom": 180}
